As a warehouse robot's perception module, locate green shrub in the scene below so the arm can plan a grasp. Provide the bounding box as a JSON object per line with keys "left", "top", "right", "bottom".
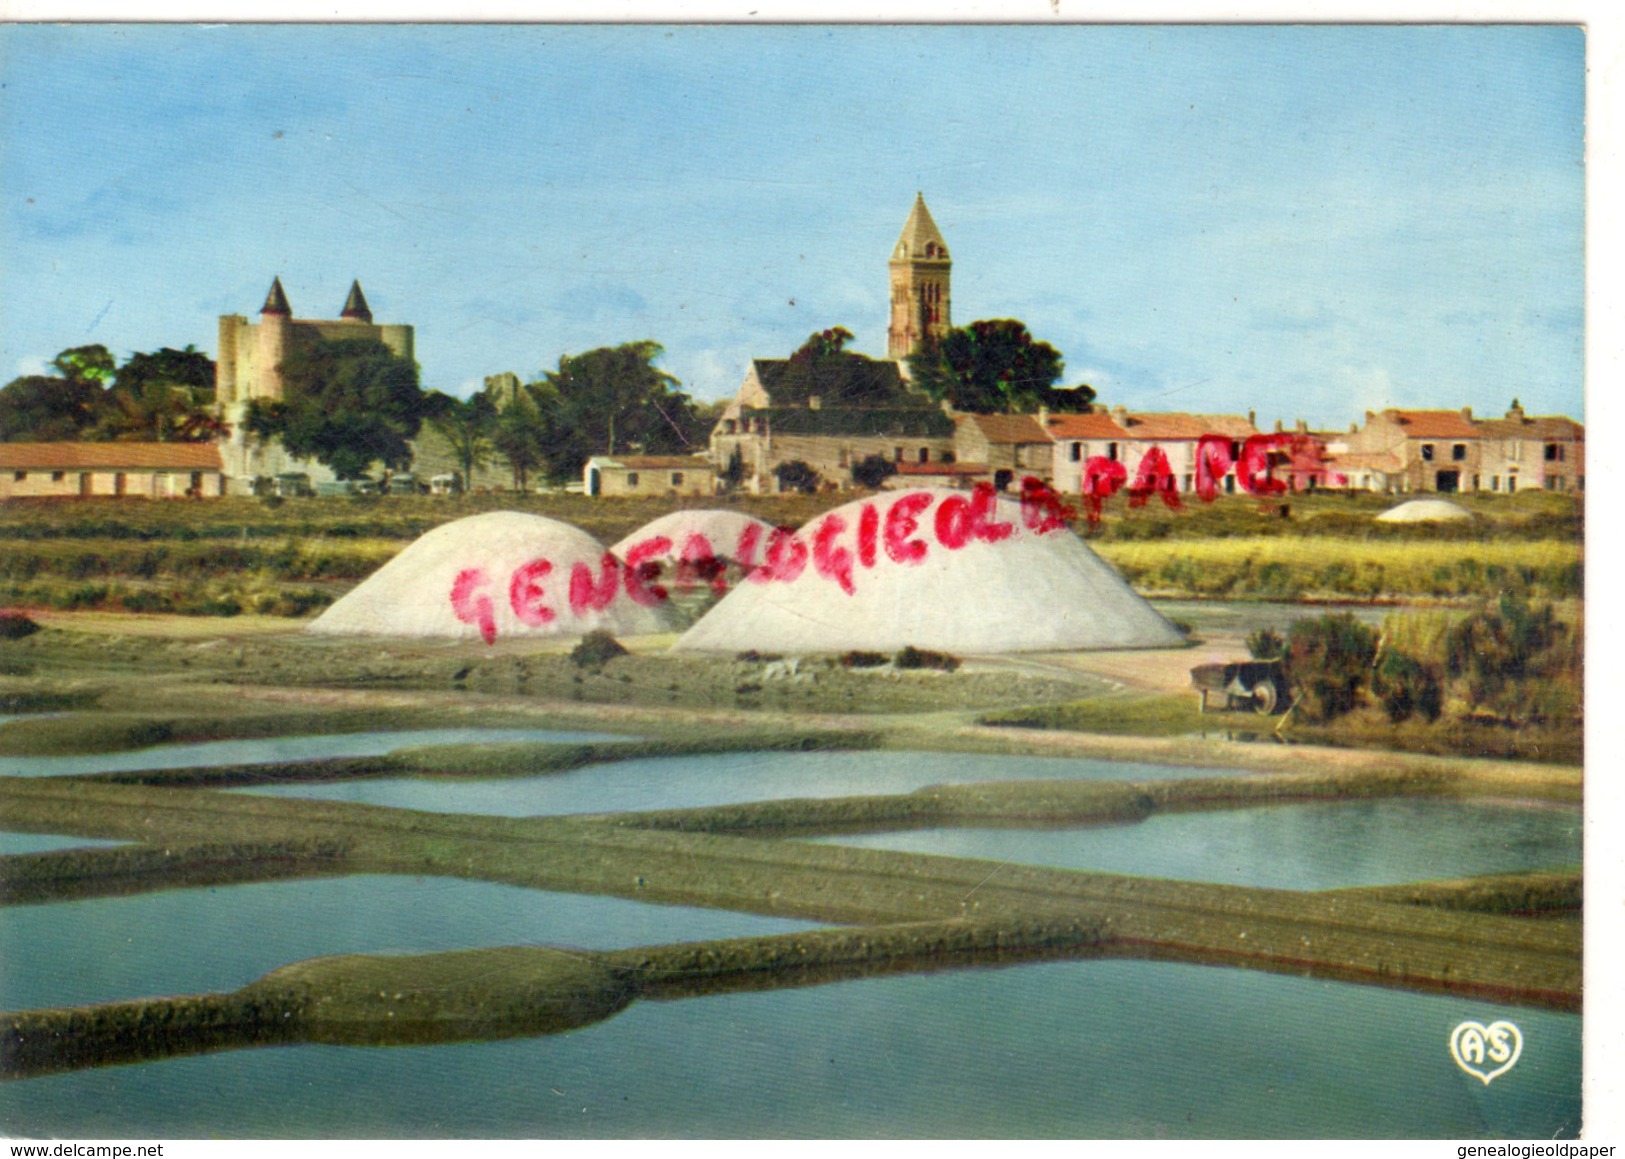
{"left": 839, "top": 650, "right": 889, "bottom": 669}
{"left": 1445, "top": 593, "right": 1574, "bottom": 723}
{"left": 1245, "top": 627, "right": 1285, "bottom": 660}
{"left": 570, "top": 629, "right": 628, "bottom": 668}
{"left": 0, "top": 611, "right": 40, "bottom": 639}
{"left": 894, "top": 646, "right": 960, "bottom": 672}
{"left": 1373, "top": 649, "right": 1443, "bottom": 723}
{"left": 1284, "top": 613, "right": 1380, "bottom": 722}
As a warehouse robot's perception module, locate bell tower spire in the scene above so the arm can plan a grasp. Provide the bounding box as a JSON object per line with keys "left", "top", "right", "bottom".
{"left": 887, "top": 192, "right": 952, "bottom": 361}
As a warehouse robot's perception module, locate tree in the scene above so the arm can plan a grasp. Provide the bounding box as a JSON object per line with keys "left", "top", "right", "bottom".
{"left": 53, "top": 345, "right": 116, "bottom": 387}
{"left": 524, "top": 341, "right": 699, "bottom": 480}
{"left": 490, "top": 387, "right": 548, "bottom": 492}
{"left": 424, "top": 391, "right": 497, "bottom": 487}
{"left": 774, "top": 459, "right": 821, "bottom": 494}
{"left": 0, "top": 375, "right": 105, "bottom": 441}
{"left": 98, "top": 346, "right": 221, "bottom": 442}
{"left": 1, "top": 343, "right": 225, "bottom": 443}
{"left": 245, "top": 337, "right": 426, "bottom": 480}
{"left": 906, "top": 319, "right": 1094, "bottom": 414}
{"left": 850, "top": 453, "right": 897, "bottom": 489}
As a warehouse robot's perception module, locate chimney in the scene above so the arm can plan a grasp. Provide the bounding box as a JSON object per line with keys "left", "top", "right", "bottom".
{"left": 1110, "top": 404, "right": 1128, "bottom": 422}
{"left": 1249, "top": 409, "right": 1257, "bottom": 428}
{"left": 1273, "top": 419, "right": 1283, "bottom": 433}
{"left": 1038, "top": 405, "right": 1050, "bottom": 427}
{"left": 1296, "top": 419, "right": 1308, "bottom": 434}
{"left": 1461, "top": 406, "right": 1473, "bottom": 420}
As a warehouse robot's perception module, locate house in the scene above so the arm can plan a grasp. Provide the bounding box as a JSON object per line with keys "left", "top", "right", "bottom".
{"left": 0, "top": 442, "right": 226, "bottom": 500}
{"left": 1475, "top": 402, "right": 1584, "bottom": 494}
{"left": 584, "top": 454, "right": 714, "bottom": 498}
{"left": 709, "top": 351, "right": 949, "bottom": 493}
{"left": 952, "top": 412, "right": 1054, "bottom": 490}
{"left": 1046, "top": 411, "right": 1131, "bottom": 494}
{"left": 1333, "top": 408, "right": 1488, "bottom": 494}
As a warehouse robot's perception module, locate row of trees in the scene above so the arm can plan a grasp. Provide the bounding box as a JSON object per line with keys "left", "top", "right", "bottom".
{"left": 3, "top": 315, "right": 1089, "bottom": 483}
{"left": 244, "top": 337, "right": 712, "bottom": 483}
{"left": 0, "top": 344, "right": 223, "bottom": 443}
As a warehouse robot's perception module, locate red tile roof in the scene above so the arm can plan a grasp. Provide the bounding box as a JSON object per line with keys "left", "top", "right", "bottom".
{"left": 1478, "top": 416, "right": 1584, "bottom": 441}
{"left": 1114, "top": 412, "right": 1258, "bottom": 440}
{"left": 895, "top": 460, "right": 988, "bottom": 476}
{"left": 1388, "top": 410, "right": 1481, "bottom": 438}
{"left": 0, "top": 442, "right": 224, "bottom": 470}
{"left": 599, "top": 455, "right": 710, "bottom": 470}
{"left": 1044, "top": 413, "right": 1127, "bottom": 440}
{"left": 959, "top": 413, "right": 1050, "bottom": 445}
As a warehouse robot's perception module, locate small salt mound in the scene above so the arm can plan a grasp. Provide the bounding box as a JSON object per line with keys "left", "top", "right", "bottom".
{"left": 1375, "top": 498, "right": 1473, "bottom": 523}
{"left": 610, "top": 509, "right": 777, "bottom": 580}
{"left": 310, "top": 511, "right": 671, "bottom": 643}
{"left": 675, "top": 486, "right": 1183, "bottom": 655}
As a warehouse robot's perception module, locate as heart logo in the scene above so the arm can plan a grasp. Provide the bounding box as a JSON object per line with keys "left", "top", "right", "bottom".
{"left": 1450, "top": 1020, "right": 1523, "bottom": 1085}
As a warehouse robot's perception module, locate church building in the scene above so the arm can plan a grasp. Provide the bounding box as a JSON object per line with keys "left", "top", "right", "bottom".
{"left": 887, "top": 193, "right": 953, "bottom": 361}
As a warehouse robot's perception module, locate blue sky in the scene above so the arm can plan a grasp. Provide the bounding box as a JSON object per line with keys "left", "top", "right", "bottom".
{"left": 0, "top": 23, "right": 1585, "bottom": 429}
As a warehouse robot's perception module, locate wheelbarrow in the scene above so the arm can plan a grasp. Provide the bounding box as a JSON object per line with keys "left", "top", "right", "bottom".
{"left": 1190, "top": 659, "right": 1286, "bottom": 715}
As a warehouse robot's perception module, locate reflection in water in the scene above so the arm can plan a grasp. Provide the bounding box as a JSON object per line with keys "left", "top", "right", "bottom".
{"left": 228, "top": 749, "right": 1245, "bottom": 816}
{"left": 0, "top": 727, "right": 627, "bottom": 778}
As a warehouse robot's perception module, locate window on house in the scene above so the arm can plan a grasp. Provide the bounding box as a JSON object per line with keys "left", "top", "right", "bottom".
{"left": 1507, "top": 440, "right": 1522, "bottom": 460}
{"left": 1421, "top": 444, "right": 1435, "bottom": 461}
{"left": 1492, "top": 476, "right": 1501, "bottom": 492}
{"left": 1107, "top": 442, "right": 1119, "bottom": 462}
{"left": 12, "top": 471, "right": 24, "bottom": 482}
{"left": 1545, "top": 443, "right": 1563, "bottom": 462}
{"left": 670, "top": 473, "right": 683, "bottom": 486}
{"left": 894, "top": 447, "right": 904, "bottom": 461}
{"left": 918, "top": 448, "right": 929, "bottom": 463}
{"left": 626, "top": 472, "right": 639, "bottom": 488}
{"left": 51, "top": 471, "right": 65, "bottom": 482}
{"left": 1452, "top": 444, "right": 1467, "bottom": 461}
{"left": 1069, "top": 443, "right": 1082, "bottom": 462}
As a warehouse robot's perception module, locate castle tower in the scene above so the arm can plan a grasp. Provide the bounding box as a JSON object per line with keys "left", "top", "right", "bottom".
{"left": 887, "top": 193, "right": 952, "bottom": 361}
{"left": 255, "top": 276, "right": 293, "bottom": 403}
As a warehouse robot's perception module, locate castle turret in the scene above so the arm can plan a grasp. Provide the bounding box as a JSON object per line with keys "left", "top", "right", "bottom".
{"left": 261, "top": 277, "right": 291, "bottom": 317}
{"left": 340, "top": 280, "right": 373, "bottom": 324}
{"left": 887, "top": 193, "right": 952, "bottom": 361}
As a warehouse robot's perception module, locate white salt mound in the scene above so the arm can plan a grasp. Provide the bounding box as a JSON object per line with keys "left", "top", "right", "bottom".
{"left": 309, "top": 511, "right": 670, "bottom": 641}
{"left": 675, "top": 487, "right": 1184, "bottom": 655}
{"left": 1375, "top": 498, "right": 1473, "bottom": 523}
{"left": 610, "top": 509, "right": 777, "bottom": 565}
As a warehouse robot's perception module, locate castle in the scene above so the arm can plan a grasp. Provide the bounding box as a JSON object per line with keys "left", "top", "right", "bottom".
{"left": 215, "top": 278, "right": 415, "bottom": 488}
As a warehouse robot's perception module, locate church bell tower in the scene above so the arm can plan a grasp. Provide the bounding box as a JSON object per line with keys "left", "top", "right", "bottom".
{"left": 887, "top": 192, "right": 952, "bottom": 361}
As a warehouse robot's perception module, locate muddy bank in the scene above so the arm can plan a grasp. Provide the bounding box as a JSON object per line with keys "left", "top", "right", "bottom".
{"left": 0, "top": 838, "right": 353, "bottom": 905}
{"left": 0, "top": 625, "right": 1102, "bottom": 733}
{"left": 58, "top": 731, "right": 884, "bottom": 787}
{"left": 1, "top": 918, "right": 1110, "bottom": 1079}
